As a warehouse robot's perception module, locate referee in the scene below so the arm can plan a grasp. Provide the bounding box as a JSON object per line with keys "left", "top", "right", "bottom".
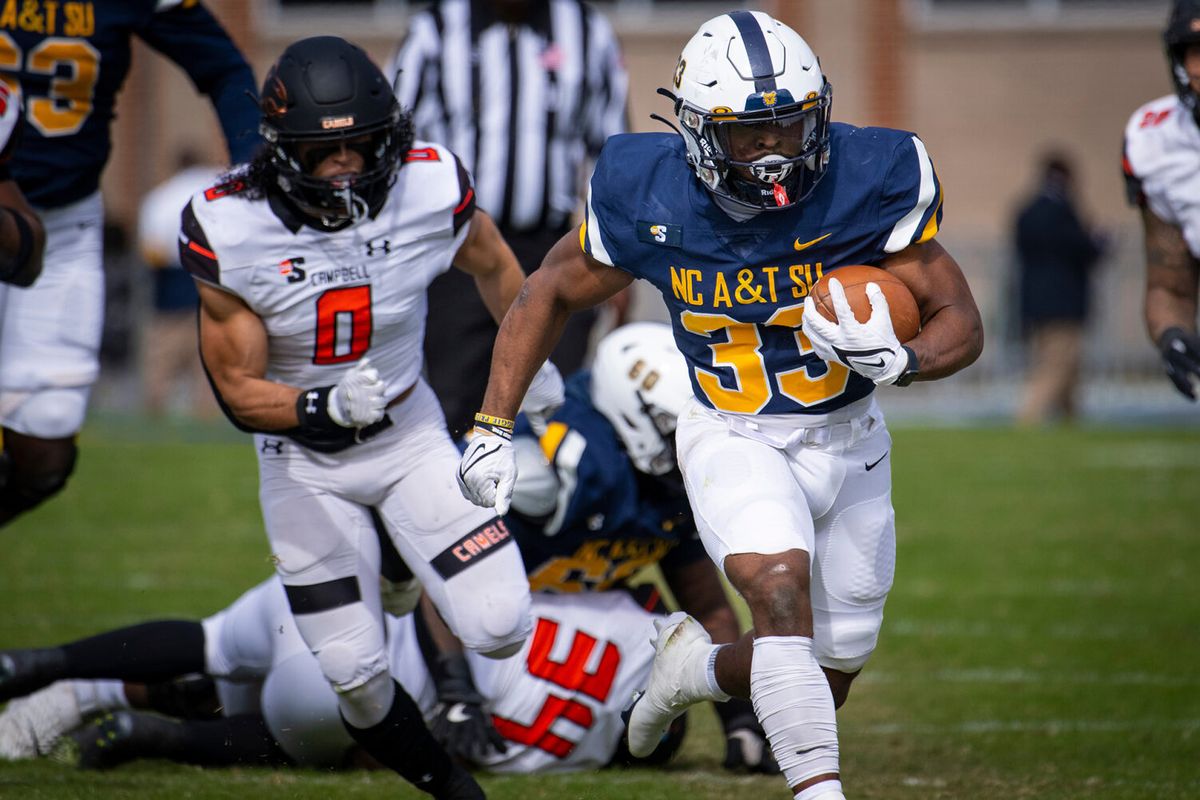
{"left": 387, "top": 0, "right": 629, "bottom": 437}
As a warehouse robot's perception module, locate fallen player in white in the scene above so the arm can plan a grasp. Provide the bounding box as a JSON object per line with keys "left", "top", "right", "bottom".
{"left": 0, "top": 579, "right": 685, "bottom": 773}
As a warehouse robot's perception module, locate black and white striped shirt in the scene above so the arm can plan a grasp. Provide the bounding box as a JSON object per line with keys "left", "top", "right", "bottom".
{"left": 386, "top": 0, "right": 628, "bottom": 234}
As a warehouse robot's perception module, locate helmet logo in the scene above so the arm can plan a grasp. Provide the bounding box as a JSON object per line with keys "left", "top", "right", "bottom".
{"left": 762, "top": 91, "right": 777, "bottom": 107}
{"left": 262, "top": 75, "right": 288, "bottom": 117}
{"left": 673, "top": 58, "right": 686, "bottom": 89}
{"left": 320, "top": 115, "right": 355, "bottom": 130}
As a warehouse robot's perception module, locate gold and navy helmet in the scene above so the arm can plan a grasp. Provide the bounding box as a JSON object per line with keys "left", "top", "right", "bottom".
{"left": 665, "top": 11, "right": 831, "bottom": 212}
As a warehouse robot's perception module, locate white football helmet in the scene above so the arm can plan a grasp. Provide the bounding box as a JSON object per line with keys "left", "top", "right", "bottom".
{"left": 666, "top": 10, "right": 832, "bottom": 211}
{"left": 590, "top": 322, "right": 693, "bottom": 476}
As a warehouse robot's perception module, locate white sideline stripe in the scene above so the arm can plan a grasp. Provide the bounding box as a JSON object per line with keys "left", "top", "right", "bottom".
{"left": 854, "top": 718, "right": 1200, "bottom": 736}
{"left": 883, "top": 136, "right": 935, "bottom": 252}
{"left": 862, "top": 668, "right": 1193, "bottom": 687}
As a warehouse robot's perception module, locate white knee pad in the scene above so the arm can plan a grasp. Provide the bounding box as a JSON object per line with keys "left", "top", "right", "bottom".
{"left": 262, "top": 653, "right": 354, "bottom": 767}
{"left": 751, "top": 636, "right": 841, "bottom": 790}
{"left": 290, "top": 597, "right": 389, "bottom": 696}
{"left": 0, "top": 387, "right": 89, "bottom": 438}
{"left": 462, "top": 585, "right": 533, "bottom": 658}
{"left": 336, "top": 668, "right": 395, "bottom": 730}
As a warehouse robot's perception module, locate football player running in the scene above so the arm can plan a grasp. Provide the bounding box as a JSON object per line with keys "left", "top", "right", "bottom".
{"left": 504, "top": 321, "right": 776, "bottom": 773}
{"left": 457, "top": 12, "right": 983, "bottom": 799}
{"left": 1124, "top": 0, "right": 1200, "bottom": 400}
{"left": 180, "top": 37, "right": 561, "bottom": 799}
{"left": 0, "top": 0, "right": 260, "bottom": 528}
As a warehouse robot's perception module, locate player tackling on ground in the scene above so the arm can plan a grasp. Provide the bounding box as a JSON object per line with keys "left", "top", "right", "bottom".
{"left": 181, "top": 36, "right": 562, "bottom": 799}
{"left": 457, "top": 12, "right": 983, "bottom": 799}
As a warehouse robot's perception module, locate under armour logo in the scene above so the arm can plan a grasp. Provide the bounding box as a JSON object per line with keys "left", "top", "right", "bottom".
{"left": 305, "top": 391, "right": 319, "bottom": 415}
{"left": 260, "top": 439, "right": 284, "bottom": 454}
{"left": 365, "top": 238, "right": 391, "bottom": 256}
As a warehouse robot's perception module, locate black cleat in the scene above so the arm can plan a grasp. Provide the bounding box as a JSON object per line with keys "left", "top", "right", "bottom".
{"left": 0, "top": 648, "right": 67, "bottom": 703}
{"left": 72, "top": 712, "right": 142, "bottom": 770}
{"left": 434, "top": 763, "right": 486, "bottom": 800}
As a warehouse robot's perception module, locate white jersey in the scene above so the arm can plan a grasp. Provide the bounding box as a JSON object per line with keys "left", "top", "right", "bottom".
{"left": 180, "top": 141, "right": 473, "bottom": 396}
{"left": 469, "top": 591, "right": 658, "bottom": 773}
{"left": 1123, "top": 94, "right": 1200, "bottom": 257}
{"left": 203, "top": 578, "right": 659, "bottom": 772}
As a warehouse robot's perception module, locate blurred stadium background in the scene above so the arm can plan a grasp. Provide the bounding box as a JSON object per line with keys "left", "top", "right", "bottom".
{"left": 4, "top": 3, "right": 1198, "bottom": 798}
{"left": 91, "top": 0, "right": 1196, "bottom": 425}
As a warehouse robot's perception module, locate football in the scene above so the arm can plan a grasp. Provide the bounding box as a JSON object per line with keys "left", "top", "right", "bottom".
{"left": 811, "top": 265, "right": 920, "bottom": 343}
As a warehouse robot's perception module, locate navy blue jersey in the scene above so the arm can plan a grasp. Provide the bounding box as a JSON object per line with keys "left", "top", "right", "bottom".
{"left": 582, "top": 125, "right": 943, "bottom": 416}
{"left": 1, "top": 0, "right": 259, "bottom": 208}
{"left": 507, "top": 373, "right": 702, "bottom": 593}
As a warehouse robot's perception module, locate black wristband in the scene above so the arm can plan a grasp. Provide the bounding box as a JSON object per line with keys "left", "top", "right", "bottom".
{"left": 294, "top": 385, "right": 341, "bottom": 433}
{"left": 0, "top": 206, "right": 38, "bottom": 288}
{"left": 893, "top": 345, "right": 920, "bottom": 387}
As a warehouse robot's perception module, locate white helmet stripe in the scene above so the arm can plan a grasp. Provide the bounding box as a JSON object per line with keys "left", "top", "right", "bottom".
{"left": 727, "top": 10, "right": 778, "bottom": 93}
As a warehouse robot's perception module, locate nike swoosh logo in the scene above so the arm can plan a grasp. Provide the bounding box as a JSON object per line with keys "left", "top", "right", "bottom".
{"left": 793, "top": 232, "right": 832, "bottom": 251}
{"left": 854, "top": 358, "right": 886, "bottom": 369}
{"left": 446, "top": 703, "right": 472, "bottom": 724}
{"left": 458, "top": 447, "right": 497, "bottom": 480}
{"left": 832, "top": 345, "right": 892, "bottom": 365}
{"left": 865, "top": 451, "right": 888, "bottom": 471}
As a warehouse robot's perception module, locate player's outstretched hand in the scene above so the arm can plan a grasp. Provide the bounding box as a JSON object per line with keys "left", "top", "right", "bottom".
{"left": 520, "top": 360, "right": 565, "bottom": 436}
{"left": 802, "top": 279, "right": 909, "bottom": 385}
{"left": 328, "top": 357, "right": 387, "bottom": 427}
{"left": 457, "top": 430, "right": 517, "bottom": 515}
{"left": 1159, "top": 327, "right": 1200, "bottom": 400}
{"left": 429, "top": 654, "right": 508, "bottom": 766}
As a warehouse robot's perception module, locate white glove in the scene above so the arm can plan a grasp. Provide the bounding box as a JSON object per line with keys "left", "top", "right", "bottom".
{"left": 457, "top": 431, "right": 517, "bottom": 515}
{"left": 802, "top": 279, "right": 909, "bottom": 386}
{"left": 328, "top": 357, "right": 387, "bottom": 428}
{"left": 519, "top": 360, "right": 565, "bottom": 437}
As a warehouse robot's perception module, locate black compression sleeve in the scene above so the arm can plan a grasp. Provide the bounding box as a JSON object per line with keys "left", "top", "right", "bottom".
{"left": 61, "top": 621, "right": 205, "bottom": 682}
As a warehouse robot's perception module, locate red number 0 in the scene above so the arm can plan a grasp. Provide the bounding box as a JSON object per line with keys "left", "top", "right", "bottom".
{"left": 492, "top": 617, "right": 622, "bottom": 759}
{"left": 314, "top": 286, "right": 372, "bottom": 365}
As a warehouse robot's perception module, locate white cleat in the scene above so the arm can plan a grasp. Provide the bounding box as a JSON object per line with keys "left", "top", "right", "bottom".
{"left": 0, "top": 681, "right": 82, "bottom": 759}
{"left": 626, "top": 612, "right": 714, "bottom": 758}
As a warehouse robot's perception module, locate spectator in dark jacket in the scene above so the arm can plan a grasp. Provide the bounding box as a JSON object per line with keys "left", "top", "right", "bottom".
{"left": 1014, "top": 153, "right": 1108, "bottom": 425}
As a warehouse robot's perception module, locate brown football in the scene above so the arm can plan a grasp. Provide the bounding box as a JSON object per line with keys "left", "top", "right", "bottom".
{"left": 812, "top": 265, "right": 920, "bottom": 343}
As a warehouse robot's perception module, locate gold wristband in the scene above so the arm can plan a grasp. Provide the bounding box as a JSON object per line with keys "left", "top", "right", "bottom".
{"left": 474, "top": 412, "right": 515, "bottom": 430}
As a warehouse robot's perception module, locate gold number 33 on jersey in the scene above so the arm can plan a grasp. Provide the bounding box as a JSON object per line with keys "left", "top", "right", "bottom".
{"left": 681, "top": 303, "right": 850, "bottom": 414}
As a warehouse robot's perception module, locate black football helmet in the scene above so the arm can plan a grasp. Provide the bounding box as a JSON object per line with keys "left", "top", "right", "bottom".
{"left": 259, "top": 36, "right": 412, "bottom": 225}
{"left": 1165, "top": 0, "right": 1200, "bottom": 118}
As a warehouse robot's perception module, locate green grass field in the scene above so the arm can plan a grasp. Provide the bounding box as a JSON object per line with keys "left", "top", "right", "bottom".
{"left": 1, "top": 419, "right": 1197, "bottom": 799}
